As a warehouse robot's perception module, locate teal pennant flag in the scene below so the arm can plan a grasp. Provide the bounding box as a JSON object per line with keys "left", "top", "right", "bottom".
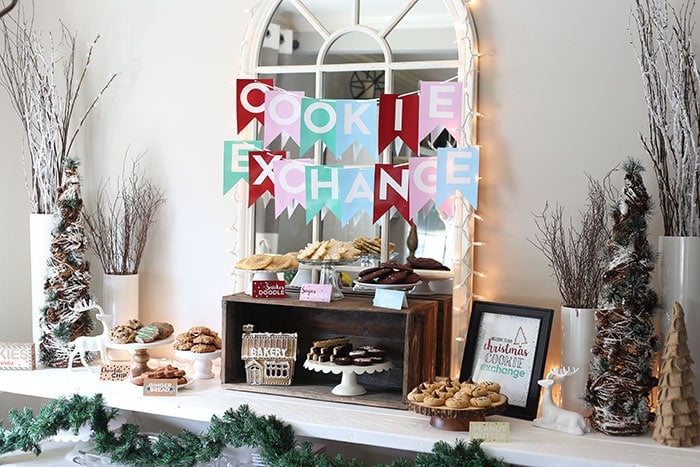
{"left": 305, "top": 165, "right": 341, "bottom": 223}
{"left": 223, "top": 140, "right": 262, "bottom": 195}
{"left": 300, "top": 98, "right": 337, "bottom": 156}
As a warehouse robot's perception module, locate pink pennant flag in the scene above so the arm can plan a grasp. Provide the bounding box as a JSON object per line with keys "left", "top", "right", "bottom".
{"left": 409, "top": 157, "right": 437, "bottom": 220}
{"left": 273, "top": 159, "right": 312, "bottom": 218}
{"left": 264, "top": 90, "right": 303, "bottom": 147}
{"left": 418, "top": 81, "right": 463, "bottom": 142}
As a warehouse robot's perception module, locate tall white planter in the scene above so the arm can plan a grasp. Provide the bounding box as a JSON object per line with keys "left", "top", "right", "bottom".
{"left": 560, "top": 306, "right": 596, "bottom": 414}
{"left": 29, "top": 213, "right": 55, "bottom": 358}
{"left": 659, "top": 236, "right": 700, "bottom": 397}
{"left": 102, "top": 274, "right": 139, "bottom": 326}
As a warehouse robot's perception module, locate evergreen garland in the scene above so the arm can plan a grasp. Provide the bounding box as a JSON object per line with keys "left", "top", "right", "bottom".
{"left": 0, "top": 394, "right": 503, "bottom": 466}
{"left": 40, "top": 159, "right": 94, "bottom": 367}
{"left": 584, "top": 158, "right": 659, "bottom": 435}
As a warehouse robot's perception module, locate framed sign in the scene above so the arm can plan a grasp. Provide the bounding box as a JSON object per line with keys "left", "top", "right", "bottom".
{"left": 459, "top": 300, "right": 553, "bottom": 420}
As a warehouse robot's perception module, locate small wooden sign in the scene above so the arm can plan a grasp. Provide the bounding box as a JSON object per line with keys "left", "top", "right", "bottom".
{"left": 143, "top": 378, "right": 178, "bottom": 397}
{"left": 99, "top": 362, "right": 132, "bottom": 381}
{"left": 252, "top": 280, "right": 287, "bottom": 298}
{"left": 0, "top": 342, "right": 35, "bottom": 370}
{"left": 299, "top": 283, "right": 332, "bottom": 302}
{"left": 469, "top": 421, "right": 510, "bottom": 442}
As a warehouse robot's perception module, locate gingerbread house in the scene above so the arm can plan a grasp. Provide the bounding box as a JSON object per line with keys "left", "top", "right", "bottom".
{"left": 241, "top": 324, "right": 297, "bottom": 385}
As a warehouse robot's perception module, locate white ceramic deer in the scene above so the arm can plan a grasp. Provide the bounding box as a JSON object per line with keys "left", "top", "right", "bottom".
{"left": 532, "top": 367, "right": 589, "bottom": 435}
{"left": 68, "top": 301, "right": 114, "bottom": 371}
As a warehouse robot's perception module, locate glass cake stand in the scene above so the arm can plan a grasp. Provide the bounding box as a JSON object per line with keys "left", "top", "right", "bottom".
{"left": 303, "top": 359, "right": 392, "bottom": 396}
{"left": 298, "top": 258, "right": 358, "bottom": 301}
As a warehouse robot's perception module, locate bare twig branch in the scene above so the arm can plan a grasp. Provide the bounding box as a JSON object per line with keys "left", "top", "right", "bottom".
{"left": 529, "top": 175, "right": 611, "bottom": 308}
{"left": 632, "top": 0, "right": 700, "bottom": 236}
{"left": 83, "top": 151, "right": 166, "bottom": 274}
{"left": 0, "top": 4, "right": 115, "bottom": 214}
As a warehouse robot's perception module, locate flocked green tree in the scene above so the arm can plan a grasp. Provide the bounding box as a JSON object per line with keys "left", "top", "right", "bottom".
{"left": 584, "top": 158, "right": 659, "bottom": 435}
{"left": 39, "top": 159, "right": 93, "bottom": 367}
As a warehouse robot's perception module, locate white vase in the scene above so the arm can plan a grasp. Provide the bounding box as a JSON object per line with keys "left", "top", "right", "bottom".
{"left": 102, "top": 274, "right": 139, "bottom": 326}
{"left": 29, "top": 213, "right": 55, "bottom": 358}
{"left": 560, "top": 306, "right": 596, "bottom": 414}
{"left": 659, "top": 236, "right": 700, "bottom": 397}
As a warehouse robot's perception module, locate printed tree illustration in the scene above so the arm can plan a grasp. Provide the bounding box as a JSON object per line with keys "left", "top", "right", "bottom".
{"left": 653, "top": 302, "right": 700, "bottom": 447}
{"left": 584, "top": 158, "right": 659, "bottom": 435}
{"left": 40, "top": 159, "right": 94, "bottom": 367}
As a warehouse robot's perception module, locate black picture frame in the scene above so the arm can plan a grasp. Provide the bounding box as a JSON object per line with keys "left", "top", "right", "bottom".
{"left": 459, "top": 300, "right": 554, "bottom": 420}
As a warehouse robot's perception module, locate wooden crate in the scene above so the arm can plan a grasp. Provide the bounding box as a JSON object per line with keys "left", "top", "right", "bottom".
{"left": 221, "top": 293, "right": 437, "bottom": 409}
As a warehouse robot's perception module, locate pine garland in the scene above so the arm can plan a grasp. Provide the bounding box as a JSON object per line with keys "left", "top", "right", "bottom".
{"left": 0, "top": 394, "right": 503, "bottom": 466}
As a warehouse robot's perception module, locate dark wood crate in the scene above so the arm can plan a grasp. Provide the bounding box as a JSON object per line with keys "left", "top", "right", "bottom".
{"left": 221, "top": 293, "right": 437, "bottom": 409}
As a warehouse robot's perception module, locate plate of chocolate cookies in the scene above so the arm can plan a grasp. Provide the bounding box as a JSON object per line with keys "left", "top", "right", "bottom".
{"left": 354, "top": 261, "right": 421, "bottom": 289}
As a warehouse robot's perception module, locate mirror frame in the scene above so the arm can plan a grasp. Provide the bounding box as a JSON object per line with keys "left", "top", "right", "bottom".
{"left": 234, "top": 0, "right": 478, "bottom": 377}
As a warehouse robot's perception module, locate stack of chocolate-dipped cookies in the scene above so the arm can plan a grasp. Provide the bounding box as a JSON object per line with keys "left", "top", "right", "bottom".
{"left": 173, "top": 326, "right": 222, "bottom": 353}
{"left": 407, "top": 378, "right": 503, "bottom": 409}
{"left": 357, "top": 261, "right": 421, "bottom": 285}
{"left": 306, "top": 337, "right": 386, "bottom": 366}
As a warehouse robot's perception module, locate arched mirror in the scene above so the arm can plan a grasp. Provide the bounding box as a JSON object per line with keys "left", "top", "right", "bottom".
{"left": 235, "top": 0, "right": 478, "bottom": 376}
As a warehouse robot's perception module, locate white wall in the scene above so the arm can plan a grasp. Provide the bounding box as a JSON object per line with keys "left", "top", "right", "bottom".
{"left": 0, "top": 1, "right": 668, "bottom": 363}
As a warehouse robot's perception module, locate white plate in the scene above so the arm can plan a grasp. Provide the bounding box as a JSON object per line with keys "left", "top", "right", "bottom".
{"left": 352, "top": 280, "right": 422, "bottom": 291}
{"left": 178, "top": 376, "right": 194, "bottom": 389}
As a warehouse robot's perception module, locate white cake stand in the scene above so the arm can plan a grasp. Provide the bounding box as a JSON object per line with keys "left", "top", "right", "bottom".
{"left": 303, "top": 359, "right": 392, "bottom": 396}
{"left": 174, "top": 349, "right": 221, "bottom": 380}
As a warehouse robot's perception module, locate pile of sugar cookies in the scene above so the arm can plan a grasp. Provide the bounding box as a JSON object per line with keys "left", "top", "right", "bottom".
{"left": 109, "top": 320, "right": 174, "bottom": 344}
{"left": 235, "top": 253, "right": 299, "bottom": 271}
{"left": 351, "top": 236, "right": 396, "bottom": 256}
{"left": 297, "top": 239, "right": 361, "bottom": 261}
{"left": 173, "top": 326, "right": 222, "bottom": 353}
{"left": 407, "top": 378, "right": 503, "bottom": 409}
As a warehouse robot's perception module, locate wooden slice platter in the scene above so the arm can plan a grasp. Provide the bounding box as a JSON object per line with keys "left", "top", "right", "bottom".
{"left": 407, "top": 394, "right": 508, "bottom": 431}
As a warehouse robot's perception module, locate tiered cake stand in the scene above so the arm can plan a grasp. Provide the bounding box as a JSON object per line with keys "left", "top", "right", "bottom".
{"left": 303, "top": 359, "right": 392, "bottom": 396}
{"left": 104, "top": 335, "right": 175, "bottom": 377}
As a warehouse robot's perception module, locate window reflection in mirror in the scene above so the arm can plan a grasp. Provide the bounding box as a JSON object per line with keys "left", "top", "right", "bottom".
{"left": 253, "top": 0, "right": 465, "bottom": 266}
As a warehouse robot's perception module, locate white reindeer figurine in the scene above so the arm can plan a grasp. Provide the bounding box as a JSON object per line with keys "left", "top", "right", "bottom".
{"left": 532, "top": 367, "right": 589, "bottom": 435}
{"left": 68, "top": 301, "right": 114, "bottom": 372}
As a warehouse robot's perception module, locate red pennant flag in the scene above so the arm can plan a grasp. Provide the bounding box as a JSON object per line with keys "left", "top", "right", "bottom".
{"left": 248, "top": 150, "right": 286, "bottom": 206}
{"left": 236, "top": 78, "right": 273, "bottom": 133}
{"left": 373, "top": 163, "right": 410, "bottom": 223}
{"left": 378, "top": 94, "right": 420, "bottom": 155}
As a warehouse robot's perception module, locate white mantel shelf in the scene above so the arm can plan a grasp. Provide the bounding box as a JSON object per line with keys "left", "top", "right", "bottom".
{"left": 1, "top": 368, "right": 699, "bottom": 466}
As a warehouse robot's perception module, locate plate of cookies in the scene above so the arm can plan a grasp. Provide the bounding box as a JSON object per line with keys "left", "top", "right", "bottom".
{"left": 406, "top": 378, "right": 508, "bottom": 431}
{"left": 296, "top": 239, "right": 361, "bottom": 263}
{"left": 353, "top": 261, "right": 422, "bottom": 290}
{"left": 235, "top": 253, "right": 300, "bottom": 272}
{"left": 173, "top": 326, "right": 222, "bottom": 354}
{"left": 131, "top": 365, "right": 191, "bottom": 388}
{"left": 106, "top": 320, "right": 175, "bottom": 348}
